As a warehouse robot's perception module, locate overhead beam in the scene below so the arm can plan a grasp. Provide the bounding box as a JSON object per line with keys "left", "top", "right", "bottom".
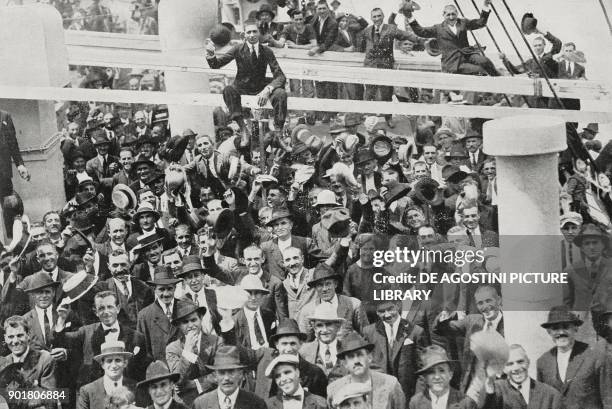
{"left": 2, "top": 84, "right": 611, "bottom": 123}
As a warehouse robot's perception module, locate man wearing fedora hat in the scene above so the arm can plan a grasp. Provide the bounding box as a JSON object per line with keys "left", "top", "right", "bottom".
{"left": 328, "top": 331, "right": 406, "bottom": 409}
{"left": 264, "top": 353, "right": 327, "bottom": 409}
{"left": 129, "top": 157, "right": 156, "bottom": 193}
{"left": 131, "top": 231, "right": 176, "bottom": 283}
{"left": 354, "top": 149, "right": 382, "bottom": 194}
{"left": 86, "top": 129, "right": 120, "bottom": 183}
{"left": 536, "top": 306, "right": 604, "bottom": 409}
{"left": 138, "top": 360, "right": 187, "bottom": 409}
{"left": 77, "top": 340, "right": 146, "bottom": 409}
{"left": 166, "top": 301, "right": 224, "bottom": 407}
{"left": 192, "top": 346, "right": 267, "bottom": 409}
{"left": 256, "top": 4, "right": 281, "bottom": 42}
{"left": 461, "top": 130, "right": 488, "bottom": 173}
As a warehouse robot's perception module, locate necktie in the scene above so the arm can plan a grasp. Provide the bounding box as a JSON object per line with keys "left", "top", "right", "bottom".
{"left": 471, "top": 153, "right": 477, "bottom": 168}
{"left": 166, "top": 306, "right": 173, "bottom": 320}
{"left": 466, "top": 230, "right": 476, "bottom": 247}
{"left": 192, "top": 340, "right": 199, "bottom": 356}
{"left": 102, "top": 156, "right": 108, "bottom": 175}
{"left": 282, "top": 394, "right": 301, "bottom": 401}
{"left": 253, "top": 311, "right": 265, "bottom": 345}
{"left": 104, "top": 328, "right": 118, "bottom": 336}
{"left": 374, "top": 28, "right": 380, "bottom": 42}
{"left": 387, "top": 325, "right": 394, "bottom": 347}
{"left": 251, "top": 46, "right": 258, "bottom": 66}
{"left": 191, "top": 293, "right": 200, "bottom": 307}
{"left": 43, "top": 309, "right": 51, "bottom": 343}
{"left": 590, "top": 263, "right": 599, "bottom": 281}
{"left": 223, "top": 395, "right": 232, "bottom": 409}
{"left": 324, "top": 345, "right": 333, "bottom": 369}
{"left": 568, "top": 243, "right": 573, "bottom": 264}
{"left": 121, "top": 281, "right": 130, "bottom": 299}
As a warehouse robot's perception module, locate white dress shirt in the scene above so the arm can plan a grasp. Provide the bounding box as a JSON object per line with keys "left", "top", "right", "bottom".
{"left": 323, "top": 294, "right": 339, "bottom": 310}
{"left": 217, "top": 386, "right": 240, "bottom": 409}
{"left": 384, "top": 317, "right": 401, "bottom": 346}
{"left": 249, "top": 42, "right": 260, "bottom": 58}
{"left": 45, "top": 267, "right": 59, "bottom": 282}
{"left": 102, "top": 321, "right": 121, "bottom": 342}
{"left": 103, "top": 376, "right": 123, "bottom": 394}
{"left": 556, "top": 348, "right": 572, "bottom": 382}
{"left": 277, "top": 236, "right": 292, "bottom": 252}
{"left": 158, "top": 299, "right": 175, "bottom": 318}
{"left": 318, "top": 339, "right": 338, "bottom": 366}
{"left": 12, "top": 347, "right": 30, "bottom": 363}
{"left": 243, "top": 307, "right": 268, "bottom": 349}
{"left": 283, "top": 385, "right": 305, "bottom": 409}
{"left": 431, "top": 389, "right": 450, "bottom": 409}
{"left": 35, "top": 306, "right": 54, "bottom": 343}
{"left": 364, "top": 174, "right": 376, "bottom": 193}
{"left": 484, "top": 311, "right": 503, "bottom": 331}
{"left": 447, "top": 23, "right": 458, "bottom": 35}
{"left": 113, "top": 278, "right": 132, "bottom": 298}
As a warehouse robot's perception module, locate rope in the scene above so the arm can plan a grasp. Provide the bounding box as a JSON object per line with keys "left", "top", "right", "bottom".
{"left": 598, "top": 0, "right": 612, "bottom": 37}
{"left": 489, "top": 2, "right": 527, "bottom": 66}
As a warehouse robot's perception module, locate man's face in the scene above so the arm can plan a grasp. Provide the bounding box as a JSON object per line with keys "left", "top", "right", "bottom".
{"left": 405, "top": 209, "right": 426, "bottom": 229}
{"left": 178, "top": 312, "right": 202, "bottom": 336}
{"left": 81, "top": 183, "right": 97, "bottom": 197}
{"left": 73, "top": 157, "right": 86, "bottom": 171}
{"left": 338, "top": 17, "right": 348, "bottom": 30}
{"left": 443, "top": 6, "right": 458, "bottom": 24}
{"left": 109, "top": 254, "right": 130, "bottom": 283}
{"left": 417, "top": 227, "right": 436, "bottom": 246}
{"left": 546, "top": 322, "right": 578, "bottom": 350}
{"left": 382, "top": 170, "right": 399, "bottom": 187}
{"left": 561, "top": 223, "right": 580, "bottom": 243}
{"left": 95, "top": 295, "right": 120, "bottom": 326}
{"left": 129, "top": 78, "right": 140, "bottom": 90}
{"left": 207, "top": 200, "right": 224, "bottom": 218}
{"left": 275, "top": 335, "right": 301, "bottom": 355}
{"left": 68, "top": 123, "right": 80, "bottom": 139}
{"left": 102, "top": 356, "right": 127, "bottom": 380}
{"left": 343, "top": 349, "right": 371, "bottom": 377}
{"left": 581, "top": 237, "right": 605, "bottom": 261}
{"left": 340, "top": 396, "right": 369, "bottom": 409}
{"left": 313, "top": 320, "right": 340, "bottom": 344}
{"left": 109, "top": 219, "right": 127, "bottom": 245}
{"left": 462, "top": 207, "right": 480, "bottom": 230}
{"left": 215, "top": 369, "right": 243, "bottom": 395}
{"left": 329, "top": 175, "right": 346, "bottom": 195}
{"left": 315, "top": 278, "right": 337, "bottom": 302}
{"left": 138, "top": 213, "right": 156, "bottom": 232}
{"left": 96, "top": 143, "right": 110, "bottom": 156}
{"left": 30, "top": 227, "right": 49, "bottom": 244}
{"left": 176, "top": 228, "right": 192, "bottom": 249}
{"left": 37, "top": 244, "right": 58, "bottom": 272}
{"left": 245, "top": 290, "right": 266, "bottom": 310}
{"left": 134, "top": 112, "right": 146, "bottom": 127}
{"left": 119, "top": 150, "right": 134, "bottom": 170}
{"left": 4, "top": 325, "right": 29, "bottom": 356}
{"left": 474, "top": 287, "right": 502, "bottom": 320}
{"left": 316, "top": 3, "right": 330, "bottom": 18}
{"left": 423, "top": 147, "right": 437, "bottom": 165}
{"left": 244, "top": 248, "right": 264, "bottom": 274}
{"left": 563, "top": 44, "right": 576, "bottom": 57}
{"left": 413, "top": 164, "right": 429, "bottom": 179}
{"left": 44, "top": 213, "right": 62, "bottom": 235}
{"left": 371, "top": 9, "right": 384, "bottom": 26}
{"left": 139, "top": 143, "right": 154, "bottom": 158}
{"left": 376, "top": 302, "right": 400, "bottom": 325}
{"left": 136, "top": 164, "right": 152, "bottom": 182}
{"left": 251, "top": 151, "right": 262, "bottom": 166}
{"left": 103, "top": 113, "right": 114, "bottom": 128}
{"left": 139, "top": 190, "right": 157, "bottom": 207}
{"left": 163, "top": 253, "right": 182, "bottom": 275}
{"left": 259, "top": 11, "right": 273, "bottom": 24}
{"left": 361, "top": 160, "right": 377, "bottom": 176}
{"left": 155, "top": 284, "right": 175, "bottom": 306}
{"left": 151, "top": 126, "right": 163, "bottom": 139}
{"left": 196, "top": 137, "right": 214, "bottom": 158}
{"left": 273, "top": 364, "right": 300, "bottom": 396}
{"left": 184, "top": 270, "right": 204, "bottom": 293}
{"left": 245, "top": 24, "right": 260, "bottom": 45}
{"left": 267, "top": 189, "right": 286, "bottom": 208}
{"left": 33, "top": 288, "right": 54, "bottom": 310}
{"left": 271, "top": 218, "right": 293, "bottom": 239}
{"left": 144, "top": 242, "right": 163, "bottom": 264}
{"left": 148, "top": 379, "right": 174, "bottom": 407}
{"left": 465, "top": 137, "right": 482, "bottom": 153}
{"left": 200, "top": 187, "right": 215, "bottom": 205}
{"left": 482, "top": 161, "right": 496, "bottom": 178}
{"left": 533, "top": 38, "right": 545, "bottom": 55}
{"left": 360, "top": 242, "right": 376, "bottom": 265}
{"left": 424, "top": 363, "right": 452, "bottom": 395}
{"left": 283, "top": 248, "right": 304, "bottom": 276}
{"left": 504, "top": 348, "right": 529, "bottom": 385}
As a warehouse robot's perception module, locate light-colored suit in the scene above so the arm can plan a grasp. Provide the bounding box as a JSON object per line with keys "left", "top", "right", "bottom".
{"left": 283, "top": 268, "right": 316, "bottom": 320}
{"left": 76, "top": 377, "right": 137, "bottom": 409}
{"left": 327, "top": 370, "right": 406, "bottom": 409}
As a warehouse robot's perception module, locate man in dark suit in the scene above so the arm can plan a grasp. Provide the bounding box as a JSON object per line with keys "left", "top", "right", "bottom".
{"left": 0, "top": 109, "right": 29, "bottom": 202}
{"left": 556, "top": 42, "right": 586, "bottom": 112}
{"left": 192, "top": 346, "right": 267, "bottom": 409}
{"left": 536, "top": 306, "right": 604, "bottom": 409}
{"left": 137, "top": 360, "right": 188, "bottom": 409}
{"left": 462, "top": 130, "right": 488, "bottom": 172}
{"left": 486, "top": 344, "right": 562, "bottom": 409}
{"left": 409, "top": 0, "right": 499, "bottom": 76}
{"left": 264, "top": 353, "right": 327, "bottom": 409}
{"left": 362, "top": 299, "right": 428, "bottom": 399}
{"left": 54, "top": 290, "right": 151, "bottom": 390}
{"left": 358, "top": 8, "right": 423, "bottom": 127}
{"left": 206, "top": 20, "right": 287, "bottom": 135}
{"left": 231, "top": 275, "right": 277, "bottom": 350}
{"left": 460, "top": 205, "right": 499, "bottom": 248}
{"left": 86, "top": 130, "right": 120, "bottom": 183}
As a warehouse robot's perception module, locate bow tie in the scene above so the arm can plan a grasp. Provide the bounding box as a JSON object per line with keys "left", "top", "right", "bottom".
{"left": 104, "top": 328, "right": 119, "bottom": 336}
{"left": 282, "top": 394, "right": 302, "bottom": 401}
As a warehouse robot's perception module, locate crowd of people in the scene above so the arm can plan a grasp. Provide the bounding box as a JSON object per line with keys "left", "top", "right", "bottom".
{"left": 0, "top": 0, "right": 612, "bottom": 409}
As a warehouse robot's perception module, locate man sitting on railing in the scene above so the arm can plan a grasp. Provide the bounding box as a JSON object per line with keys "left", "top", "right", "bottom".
{"left": 407, "top": 0, "right": 500, "bottom": 76}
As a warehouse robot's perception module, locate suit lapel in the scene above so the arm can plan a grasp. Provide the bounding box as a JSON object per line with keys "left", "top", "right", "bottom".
{"left": 92, "top": 323, "right": 105, "bottom": 355}
{"left": 563, "top": 343, "right": 586, "bottom": 391}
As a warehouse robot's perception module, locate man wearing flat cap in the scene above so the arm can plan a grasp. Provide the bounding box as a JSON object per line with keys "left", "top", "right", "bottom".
{"left": 332, "top": 382, "right": 372, "bottom": 409}
{"left": 138, "top": 360, "right": 187, "bottom": 409}
{"left": 536, "top": 306, "right": 604, "bottom": 409}
{"left": 192, "top": 346, "right": 267, "bottom": 409}
{"left": 264, "top": 353, "right": 327, "bottom": 409}
{"left": 327, "top": 332, "right": 405, "bottom": 409}
{"left": 166, "top": 301, "right": 224, "bottom": 407}
{"left": 560, "top": 212, "right": 583, "bottom": 271}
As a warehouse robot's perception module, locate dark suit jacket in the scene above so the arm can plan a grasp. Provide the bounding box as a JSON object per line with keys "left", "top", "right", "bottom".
{"left": 558, "top": 61, "right": 586, "bottom": 79}
{"left": 76, "top": 377, "right": 141, "bottom": 409}
{"left": 207, "top": 42, "right": 286, "bottom": 95}
{"left": 409, "top": 387, "right": 478, "bottom": 409}
{"left": 358, "top": 23, "right": 420, "bottom": 68}
{"left": 363, "top": 319, "right": 429, "bottom": 399}
{"left": 484, "top": 378, "right": 562, "bottom": 409}
{"left": 145, "top": 402, "right": 188, "bottom": 409}
{"left": 410, "top": 11, "right": 490, "bottom": 73}
{"left": 536, "top": 341, "right": 604, "bottom": 409}
{"left": 136, "top": 299, "right": 185, "bottom": 362}
{"left": 232, "top": 308, "right": 276, "bottom": 349}
{"left": 503, "top": 32, "right": 562, "bottom": 78}
{"left": 127, "top": 227, "right": 176, "bottom": 252}
{"left": 86, "top": 154, "right": 119, "bottom": 182}
{"left": 94, "top": 277, "right": 155, "bottom": 330}
{"left": 266, "top": 390, "right": 327, "bottom": 409}
{"left": 312, "top": 15, "right": 338, "bottom": 53}
{"left": 260, "top": 235, "right": 328, "bottom": 280}
{"left": 18, "top": 269, "right": 74, "bottom": 307}
{"left": 0, "top": 110, "right": 24, "bottom": 181}
{"left": 192, "top": 388, "right": 267, "bottom": 409}
{"left": 0, "top": 349, "right": 56, "bottom": 389}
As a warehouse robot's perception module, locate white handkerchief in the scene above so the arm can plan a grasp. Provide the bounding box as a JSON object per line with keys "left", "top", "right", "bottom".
{"left": 403, "top": 338, "right": 414, "bottom": 346}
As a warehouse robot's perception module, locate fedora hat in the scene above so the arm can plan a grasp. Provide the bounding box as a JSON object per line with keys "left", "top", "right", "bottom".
{"left": 132, "top": 157, "right": 156, "bottom": 169}
{"left": 137, "top": 135, "right": 155, "bottom": 148}
{"left": 442, "top": 164, "right": 469, "bottom": 184}
{"left": 329, "top": 122, "right": 347, "bottom": 135}
{"left": 573, "top": 223, "right": 610, "bottom": 247}
{"left": 315, "top": 190, "right": 338, "bottom": 207}
{"left": 240, "top": 274, "right": 270, "bottom": 294}
{"left": 205, "top": 346, "right": 247, "bottom": 370}
{"left": 343, "top": 113, "right": 362, "bottom": 127}
{"left": 384, "top": 182, "right": 411, "bottom": 206}
{"left": 264, "top": 353, "right": 299, "bottom": 378}
{"left": 24, "top": 272, "right": 61, "bottom": 293}
{"left": 147, "top": 265, "right": 182, "bottom": 286}
{"left": 363, "top": 116, "right": 386, "bottom": 134}
{"left": 334, "top": 133, "right": 361, "bottom": 154}
{"left": 424, "top": 38, "right": 442, "bottom": 57}
{"left": 137, "top": 361, "right": 180, "bottom": 389}
{"left": 92, "top": 132, "right": 111, "bottom": 146}
{"left": 469, "top": 330, "right": 509, "bottom": 376}
{"left": 521, "top": 13, "right": 538, "bottom": 35}
{"left": 308, "top": 302, "right": 345, "bottom": 323}
{"left": 266, "top": 207, "right": 293, "bottom": 226}
{"left": 336, "top": 332, "right": 374, "bottom": 359}
{"left": 70, "top": 149, "right": 86, "bottom": 162}
{"left": 75, "top": 191, "right": 97, "bottom": 209}
{"left": 132, "top": 232, "right": 164, "bottom": 253}
{"left": 332, "top": 382, "right": 372, "bottom": 408}
{"left": 320, "top": 207, "right": 351, "bottom": 237}
{"left": 413, "top": 177, "right": 444, "bottom": 206}
{"left": 254, "top": 174, "right": 279, "bottom": 190}
{"left": 541, "top": 305, "right": 583, "bottom": 328}
{"left": 269, "top": 319, "right": 307, "bottom": 345}
{"left": 446, "top": 144, "right": 469, "bottom": 159}
{"left": 354, "top": 149, "right": 377, "bottom": 165}
{"left": 71, "top": 210, "right": 95, "bottom": 231}
{"left": 256, "top": 3, "right": 276, "bottom": 19}
{"left": 62, "top": 271, "right": 98, "bottom": 304}
{"left": 132, "top": 203, "right": 160, "bottom": 223}
{"left": 583, "top": 123, "right": 599, "bottom": 134}
{"left": 171, "top": 300, "right": 207, "bottom": 325}
{"left": 93, "top": 340, "right": 133, "bottom": 363}
{"left": 293, "top": 164, "right": 316, "bottom": 184}
{"left": 112, "top": 184, "right": 137, "bottom": 211}
{"left": 307, "top": 263, "right": 342, "bottom": 288}
{"left": 416, "top": 345, "right": 457, "bottom": 374}
{"left": 461, "top": 128, "right": 483, "bottom": 141}
{"left": 177, "top": 255, "right": 204, "bottom": 277}
{"left": 119, "top": 134, "right": 138, "bottom": 148}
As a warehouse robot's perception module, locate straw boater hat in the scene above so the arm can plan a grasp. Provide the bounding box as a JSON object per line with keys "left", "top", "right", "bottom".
{"left": 131, "top": 232, "right": 164, "bottom": 253}
{"left": 205, "top": 346, "right": 247, "bottom": 371}
{"left": 416, "top": 345, "right": 457, "bottom": 374}
{"left": 93, "top": 340, "right": 133, "bottom": 363}
{"left": 137, "top": 361, "right": 181, "bottom": 389}
{"left": 264, "top": 354, "right": 299, "bottom": 378}
{"left": 315, "top": 190, "right": 339, "bottom": 207}
{"left": 308, "top": 302, "right": 345, "bottom": 323}
{"left": 61, "top": 271, "right": 99, "bottom": 304}
{"left": 540, "top": 305, "right": 583, "bottom": 328}
{"left": 332, "top": 382, "right": 372, "bottom": 407}
{"left": 24, "top": 272, "right": 61, "bottom": 293}
{"left": 171, "top": 301, "right": 207, "bottom": 325}
{"left": 132, "top": 203, "right": 161, "bottom": 223}
{"left": 111, "top": 184, "right": 137, "bottom": 212}
{"left": 214, "top": 285, "right": 249, "bottom": 310}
